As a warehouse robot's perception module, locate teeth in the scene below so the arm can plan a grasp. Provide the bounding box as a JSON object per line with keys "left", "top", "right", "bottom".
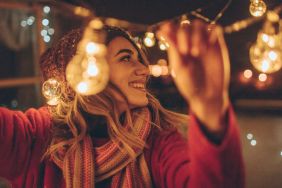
{"left": 129, "top": 82, "right": 145, "bottom": 89}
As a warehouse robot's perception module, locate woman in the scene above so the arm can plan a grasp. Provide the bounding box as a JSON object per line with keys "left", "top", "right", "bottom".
{"left": 0, "top": 20, "right": 244, "bottom": 188}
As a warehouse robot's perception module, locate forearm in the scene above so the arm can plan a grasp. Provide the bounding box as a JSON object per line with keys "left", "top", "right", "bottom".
{"left": 188, "top": 105, "right": 245, "bottom": 188}
{"left": 0, "top": 107, "right": 51, "bottom": 178}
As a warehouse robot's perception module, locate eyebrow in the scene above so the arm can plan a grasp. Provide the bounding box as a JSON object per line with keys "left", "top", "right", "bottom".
{"left": 114, "top": 49, "right": 134, "bottom": 57}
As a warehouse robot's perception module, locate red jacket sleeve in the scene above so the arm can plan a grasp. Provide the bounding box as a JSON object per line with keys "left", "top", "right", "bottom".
{"left": 0, "top": 107, "right": 52, "bottom": 179}
{"left": 149, "top": 106, "right": 245, "bottom": 188}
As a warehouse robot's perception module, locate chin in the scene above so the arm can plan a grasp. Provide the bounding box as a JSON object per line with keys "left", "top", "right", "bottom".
{"left": 129, "top": 98, "right": 149, "bottom": 108}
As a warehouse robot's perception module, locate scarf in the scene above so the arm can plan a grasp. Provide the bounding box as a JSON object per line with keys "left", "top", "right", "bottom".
{"left": 52, "top": 108, "right": 152, "bottom": 188}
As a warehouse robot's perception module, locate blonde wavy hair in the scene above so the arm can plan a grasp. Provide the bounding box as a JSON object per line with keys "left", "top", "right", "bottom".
{"left": 41, "top": 26, "right": 188, "bottom": 159}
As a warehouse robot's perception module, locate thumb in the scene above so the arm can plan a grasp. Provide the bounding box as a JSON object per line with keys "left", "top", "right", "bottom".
{"left": 157, "top": 22, "right": 178, "bottom": 49}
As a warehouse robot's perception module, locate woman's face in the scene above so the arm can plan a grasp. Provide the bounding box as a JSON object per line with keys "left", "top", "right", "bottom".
{"left": 106, "top": 36, "right": 149, "bottom": 111}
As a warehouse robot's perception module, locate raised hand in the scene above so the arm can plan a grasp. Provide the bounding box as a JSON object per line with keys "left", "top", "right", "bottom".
{"left": 158, "top": 20, "right": 230, "bottom": 137}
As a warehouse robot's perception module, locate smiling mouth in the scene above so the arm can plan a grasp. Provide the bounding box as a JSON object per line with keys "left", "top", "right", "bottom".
{"left": 129, "top": 82, "right": 146, "bottom": 92}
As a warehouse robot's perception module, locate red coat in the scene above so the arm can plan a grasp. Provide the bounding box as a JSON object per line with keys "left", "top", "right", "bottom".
{"left": 0, "top": 106, "right": 244, "bottom": 188}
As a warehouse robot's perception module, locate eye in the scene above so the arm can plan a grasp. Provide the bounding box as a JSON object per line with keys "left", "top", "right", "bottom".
{"left": 119, "top": 55, "right": 131, "bottom": 63}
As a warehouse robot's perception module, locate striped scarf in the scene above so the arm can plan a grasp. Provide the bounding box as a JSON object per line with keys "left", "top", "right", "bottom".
{"left": 52, "top": 108, "right": 152, "bottom": 188}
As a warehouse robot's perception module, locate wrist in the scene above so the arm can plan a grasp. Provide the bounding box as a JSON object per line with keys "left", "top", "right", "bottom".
{"left": 189, "top": 94, "right": 229, "bottom": 137}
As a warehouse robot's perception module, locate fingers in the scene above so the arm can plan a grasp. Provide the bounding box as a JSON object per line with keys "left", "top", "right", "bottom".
{"left": 190, "top": 20, "right": 208, "bottom": 58}
{"left": 157, "top": 21, "right": 178, "bottom": 49}
{"left": 177, "top": 23, "right": 190, "bottom": 55}
{"left": 158, "top": 20, "right": 210, "bottom": 59}
{"left": 157, "top": 22, "right": 182, "bottom": 72}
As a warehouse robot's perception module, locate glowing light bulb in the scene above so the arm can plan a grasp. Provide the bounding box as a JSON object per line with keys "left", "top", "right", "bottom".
{"left": 250, "top": 139, "right": 257, "bottom": 146}
{"left": 66, "top": 53, "right": 109, "bottom": 95}
{"left": 258, "top": 73, "right": 267, "bottom": 82}
{"left": 249, "top": 0, "right": 267, "bottom": 17}
{"left": 247, "top": 133, "right": 253, "bottom": 140}
{"left": 143, "top": 32, "right": 155, "bottom": 47}
{"left": 21, "top": 20, "right": 27, "bottom": 27}
{"left": 66, "top": 43, "right": 108, "bottom": 94}
{"left": 66, "top": 19, "right": 109, "bottom": 95}
{"left": 42, "top": 19, "right": 49, "bottom": 26}
{"left": 43, "top": 6, "right": 51, "bottom": 14}
{"left": 243, "top": 69, "right": 253, "bottom": 79}
{"left": 42, "top": 78, "right": 61, "bottom": 105}
{"left": 44, "top": 35, "right": 51, "bottom": 43}
{"left": 27, "top": 16, "right": 35, "bottom": 25}
{"left": 150, "top": 65, "right": 162, "bottom": 77}
{"left": 250, "top": 32, "right": 282, "bottom": 73}
{"left": 41, "top": 30, "right": 47, "bottom": 36}
{"left": 48, "top": 28, "right": 55, "bottom": 35}
{"left": 250, "top": 46, "right": 282, "bottom": 73}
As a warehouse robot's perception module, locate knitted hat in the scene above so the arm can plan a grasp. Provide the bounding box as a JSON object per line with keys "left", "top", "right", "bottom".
{"left": 39, "top": 26, "right": 138, "bottom": 100}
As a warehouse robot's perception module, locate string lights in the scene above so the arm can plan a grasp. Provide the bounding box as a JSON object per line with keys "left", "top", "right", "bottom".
{"left": 149, "top": 59, "right": 170, "bottom": 77}
{"left": 38, "top": 0, "right": 282, "bottom": 105}
{"left": 65, "top": 19, "right": 109, "bottom": 95}
{"left": 41, "top": 6, "right": 55, "bottom": 43}
{"left": 249, "top": 0, "right": 267, "bottom": 17}
{"left": 20, "top": 16, "right": 35, "bottom": 27}
{"left": 143, "top": 32, "right": 156, "bottom": 47}
{"left": 244, "top": 69, "right": 253, "bottom": 79}
{"left": 246, "top": 133, "right": 257, "bottom": 146}
{"left": 249, "top": 11, "right": 282, "bottom": 74}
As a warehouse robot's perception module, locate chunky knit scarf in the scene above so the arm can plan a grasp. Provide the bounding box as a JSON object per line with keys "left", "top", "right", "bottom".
{"left": 52, "top": 108, "right": 152, "bottom": 188}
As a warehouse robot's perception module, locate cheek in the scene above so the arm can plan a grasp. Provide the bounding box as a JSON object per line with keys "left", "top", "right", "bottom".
{"left": 109, "top": 72, "right": 131, "bottom": 101}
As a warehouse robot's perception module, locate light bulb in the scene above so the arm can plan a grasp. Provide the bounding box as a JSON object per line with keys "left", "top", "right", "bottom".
{"left": 150, "top": 65, "right": 162, "bottom": 77}
{"left": 42, "top": 19, "right": 49, "bottom": 26}
{"left": 250, "top": 44, "right": 282, "bottom": 73}
{"left": 250, "top": 42, "right": 282, "bottom": 73}
{"left": 43, "top": 6, "right": 51, "bottom": 14}
{"left": 250, "top": 139, "right": 257, "bottom": 146}
{"left": 258, "top": 73, "right": 267, "bottom": 82}
{"left": 243, "top": 69, "right": 253, "bottom": 79}
{"left": 250, "top": 16, "right": 282, "bottom": 75}
{"left": 66, "top": 19, "right": 109, "bottom": 95}
{"left": 66, "top": 51, "right": 109, "bottom": 95}
{"left": 143, "top": 32, "right": 155, "bottom": 47}
{"left": 247, "top": 133, "right": 253, "bottom": 140}
{"left": 42, "top": 78, "right": 61, "bottom": 105}
{"left": 249, "top": 0, "right": 267, "bottom": 17}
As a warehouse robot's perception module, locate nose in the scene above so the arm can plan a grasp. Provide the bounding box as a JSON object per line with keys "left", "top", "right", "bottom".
{"left": 135, "top": 63, "right": 150, "bottom": 76}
